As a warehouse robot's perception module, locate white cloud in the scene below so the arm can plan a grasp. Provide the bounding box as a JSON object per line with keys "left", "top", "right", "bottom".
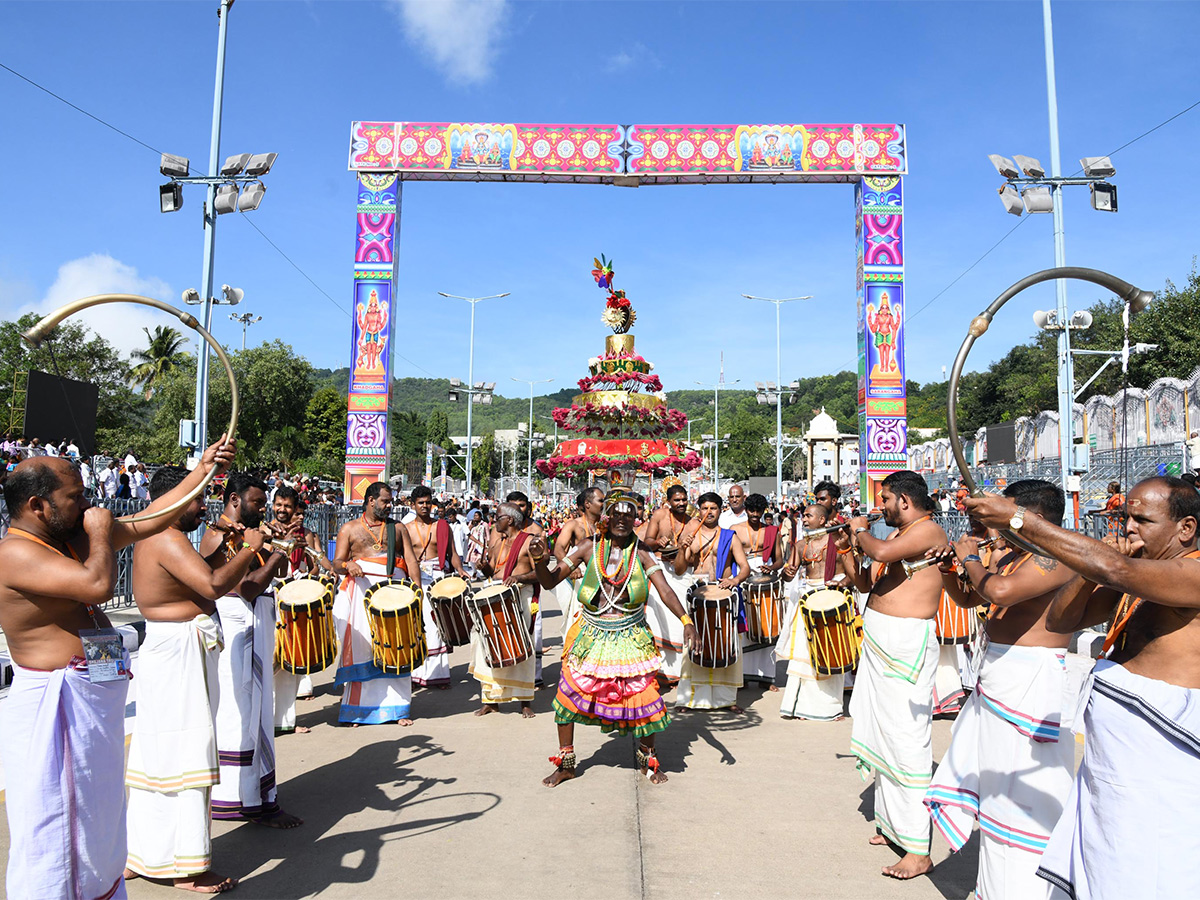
{"left": 388, "top": 0, "right": 510, "bottom": 86}
{"left": 20, "top": 254, "right": 178, "bottom": 361}
{"left": 604, "top": 42, "right": 662, "bottom": 74}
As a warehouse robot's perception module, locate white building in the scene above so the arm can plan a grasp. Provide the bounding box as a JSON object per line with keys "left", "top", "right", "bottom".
{"left": 803, "top": 408, "right": 859, "bottom": 488}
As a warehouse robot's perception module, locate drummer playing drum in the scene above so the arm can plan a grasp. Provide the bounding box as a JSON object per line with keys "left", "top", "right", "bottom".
{"left": 732, "top": 493, "right": 785, "bottom": 692}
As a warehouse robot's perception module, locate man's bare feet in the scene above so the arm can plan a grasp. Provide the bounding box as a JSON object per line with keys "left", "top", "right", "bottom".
{"left": 646, "top": 769, "right": 668, "bottom": 784}
{"left": 123, "top": 868, "right": 139, "bottom": 881}
{"left": 882, "top": 853, "right": 932, "bottom": 880}
{"left": 249, "top": 809, "right": 303, "bottom": 829}
{"left": 730, "top": 704, "right": 745, "bottom": 714}
{"left": 398, "top": 717, "right": 413, "bottom": 726}
{"left": 171, "top": 872, "right": 238, "bottom": 893}
{"left": 474, "top": 704, "right": 497, "bottom": 717}
{"left": 542, "top": 768, "right": 576, "bottom": 787}
{"left": 436, "top": 683, "right": 450, "bottom": 690}
{"left": 767, "top": 684, "right": 780, "bottom": 692}
{"left": 520, "top": 703, "right": 536, "bottom": 718}
{"left": 868, "top": 834, "right": 890, "bottom": 845}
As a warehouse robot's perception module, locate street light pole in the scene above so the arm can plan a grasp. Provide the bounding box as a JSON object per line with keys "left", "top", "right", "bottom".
{"left": 439, "top": 291, "right": 510, "bottom": 497}
{"left": 229, "top": 312, "right": 261, "bottom": 350}
{"left": 512, "top": 377, "right": 552, "bottom": 497}
{"left": 696, "top": 364, "right": 740, "bottom": 494}
{"left": 742, "top": 293, "right": 812, "bottom": 502}
{"left": 190, "top": 0, "right": 234, "bottom": 460}
{"left": 1042, "top": 0, "right": 1074, "bottom": 512}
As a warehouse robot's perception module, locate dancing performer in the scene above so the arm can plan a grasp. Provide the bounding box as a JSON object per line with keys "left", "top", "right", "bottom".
{"left": 199, "top": 474, "right": 303, "bottom": 829}
{"left": 533, "top": 490, "right": 697, "bottom": 786}
{"left": 775, "top": 503, "right": 848, "bottom": 720}
{"left": 643, "top": 483, "right": 699, "bottom": 683}
{"left": 407, "top": 484, "right": 468, "bottom": 690}
{"left": 837, "top": 471, "right": 946, "bottom": 880}
{"left": 271, "top": 485, "right": 332, "bottom": 734}
{"left": 553, "top": 486, "right": 603, "bottom": 639}
{"left": 473, "top": 503, "right": 538, "bottom": 717}
{"left": 330, "top": 481, "right": 421, "bottom": 726}
{"left": 966, "top": 476, "right": 1200, "bottom": 900}
{"left": 673, "top": 492, "right": 750, "bottom": 711}
{"left": 921, "top": 480, "right": 1076, "bottom": 898}
{"left": 125, "top": 466, "right": 268, "bottom": 892}
{"left": 732, "top": 492, "right": 783, "bottom": 690}
{"left": 0, "top": 439, "right": 233, "bottom": 900}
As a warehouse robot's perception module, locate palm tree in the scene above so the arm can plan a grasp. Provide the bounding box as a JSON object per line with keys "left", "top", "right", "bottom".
{"left": 130, "top": 326, "right": 189, "bottom": 398}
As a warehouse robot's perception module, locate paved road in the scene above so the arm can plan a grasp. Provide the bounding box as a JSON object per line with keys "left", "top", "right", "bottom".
{"left": 1, "top": 604, "right": 987, "bottom": 899}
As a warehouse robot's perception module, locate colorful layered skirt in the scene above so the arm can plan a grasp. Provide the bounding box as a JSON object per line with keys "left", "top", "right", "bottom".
{"left": 553, "top": 609, "right": 669, "bottom": 737}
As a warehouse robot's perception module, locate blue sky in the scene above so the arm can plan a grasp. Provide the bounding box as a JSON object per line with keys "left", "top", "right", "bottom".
{"left": 2, "top": 0, "right": 1198, "bottom": 414}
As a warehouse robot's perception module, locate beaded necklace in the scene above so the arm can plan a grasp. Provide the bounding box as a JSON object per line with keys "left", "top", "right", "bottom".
{"left": 596, "top": 532, "right": 636, "bottom": 585}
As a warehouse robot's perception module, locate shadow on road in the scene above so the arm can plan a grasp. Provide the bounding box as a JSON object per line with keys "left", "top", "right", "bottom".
{"left": 213, "top": 734, "right": 500, "bottom": 897}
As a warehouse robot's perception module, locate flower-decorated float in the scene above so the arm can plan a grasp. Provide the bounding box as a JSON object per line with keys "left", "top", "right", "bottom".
{"left": 536, "top": 256, "right": 702, "bottom": 492}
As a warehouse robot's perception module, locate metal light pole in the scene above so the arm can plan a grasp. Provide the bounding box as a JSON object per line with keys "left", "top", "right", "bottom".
{"left": 696, "top": 362, "right": 739, "bottom": 494}
{"left": 1043, "top": 0, "right": 1074, "bottom": 510}
{"left": 513, "top": 377, "right": 552, "bottom": 496}
{"left": 743, "top": 293, "right": 812, "bottom": 501}
{"left": 190, "top": 0, "right": 234, "bottom": 460}
{"left": 440, "top": 292, "right": 509, "bottom": 497}
{"left": 229, "top": 312, "right": 261, "bottom": 350}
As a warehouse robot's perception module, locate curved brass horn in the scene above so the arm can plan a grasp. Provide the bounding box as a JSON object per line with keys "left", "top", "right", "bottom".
{"left": 22, "top": 293, "right": 239, "bottom": 525}
{"left": 946, "top": 267, "right": 1153, "bottom": 555}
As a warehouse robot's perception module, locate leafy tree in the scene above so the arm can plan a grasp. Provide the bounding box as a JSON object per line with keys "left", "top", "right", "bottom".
{"left": 305, "top": 387, "right": 346, "bottom": 466}
{"left": 721, "top": 408, "right": 775, "bottom": 480}
{"left": 472, "top": 432, "right": 497, "bottom": 492}
{"left": 130, "top": 326, "right": 189, "bottom": 398}
{"left": 260, "top": 425, "right": 307, "bottom": 470}
{"left": 391, "top": 409, "right": 426, "bottom": 458}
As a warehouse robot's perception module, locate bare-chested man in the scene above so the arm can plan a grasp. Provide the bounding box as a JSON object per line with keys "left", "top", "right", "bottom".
{"left": 125, "top": 465, "right": 270, "bottom": 893}
{"left": 198, "top": 473, "right": 303, "bottom": 829}
{"left": 0, "top": 436, "right": 234, "bottom": 900}
{"left": 733, "top": 492, "right": 785, "bottom": 690}
{"left": 643, "top": 484, "right": 699, "bottom": 683}
{"left": 921, "top": 479, "right": 1077, "bottom": 897}
{"left": 966, "top": 475, "right": 1200, "bottom": 899}
{"left": 673, "top": 491, "right": 750, "bottom": 711}
{"left": 330, "top": 482, "right": 421, "bottom": 726}
{"left": 474, "top": 502, "right": 538, "bottom": 717}
{"left": 553, "top": 486, "right": 603, "bottom": 637}
{"left": 408, "top": 484, "right": 468, "bottom": 690}
{"left": 775, "top": 503, "right": 851, "bottom": 721}
{"left": 506, "top": 490, "right": 544, "bottom": 536}
{"left": 835, "top": 470, "right": 947, "bottom": 880}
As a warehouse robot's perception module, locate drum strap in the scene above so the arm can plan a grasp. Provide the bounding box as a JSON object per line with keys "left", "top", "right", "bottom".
{"left": 386, "top": 521, "right": 397, "bottom": 577}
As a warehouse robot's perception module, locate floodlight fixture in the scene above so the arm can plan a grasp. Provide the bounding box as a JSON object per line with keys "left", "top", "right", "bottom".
{"left": 244, "top": 152, "right": 278, "bottom": 176}
{"left": 449, "top": 378, "right": 462, "bottom": 388}
{"left": 448, "top": 390, "right": 460, "bottom": 402}
{"left": 998, "top": 183, "right": 1023, "bottom": 216}
{"left": 160, "top": 153, "right": 190, "bottom": 178}
{"left": 756, "top": 392, "right": 769, "bottom": 405}
{"left": 182, "top": 288, "right": 201, "bottom": 305}
{"left": 1070, "top": 310, "right": 1094, "bottom": 330}
{"left": 1080, "top": 156, "right": 1116, "bottom": 178}
{"left": 988, "top": 154, "right": 1020, "bottom": 179}
{"left": 159, "top": 182, "right": 184, "bottom": 213}
{"left": 755, "top": 381, "right": 765, "bottom": 391}
{"left": 220, "top": 153, "right": 252, "bottom": 176}
{"left": 1090, "top": 182, "right": 1118, "bottom": 213}
{"left": 238, "top": 181, "right": 266, "bottom": 211}
{"left": 1021, "top": 185, "right": 1055, "bottom": 214}
{"left": 1033, "top": 309, "right": 1057, "bottom": 330}
{"left": 478, "top": 393, "right": 493, "bottom": 405}
{"left": 1013, "top": 154, "right": 1045, "bottom": 178}
{"left": 214, "top": 183, "right": 239, "bottom": 214}
{"left": 220, "top": 285, "right": 244, "bottom": 305}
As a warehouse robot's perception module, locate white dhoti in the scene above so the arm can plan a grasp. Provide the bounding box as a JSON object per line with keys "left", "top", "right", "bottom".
{"left": 412, "top": 560, "right": 451, "bottom": 688}
{"left": 925, "top": 641, "right": 1076, "bottom": 899}
{"left": 332, "top": 558, "right": 412, "bottom": 724}
{"left": 126, "top": 615, "right": 223, "bottom": 880}
{"left": 1, "top": 655, "right": 131, "bottom": 900}
{"left": 741, "top": 559, "right": 778, "bottom": 687}
{"left": 273, "top": 669, "right": 301, "bottom": 734}
{"left": 469, "top": 583, "right": 536, "bottom": 704}
{"left": 647, "top": 568, "right": 693, "bottom": 682}
{"left": 932, "top": 644, "right": 969, "bottom": 715}
{"left": 849, "top": 606, "right": 938, "bottom": 855}
{"left": 775, "top": 580, "right": 845, "bottom": 720}
{"left": 555, "top": 576, "right": 581, "bottom": 640}
{"left": 1036, "top": 659, "right": 1200, "bottom": 900}
{"left": 212, "top": 591, "right": 279, "bottom": 820}
{"left": 532, "top": 604, "right": 544, "bottom": 685}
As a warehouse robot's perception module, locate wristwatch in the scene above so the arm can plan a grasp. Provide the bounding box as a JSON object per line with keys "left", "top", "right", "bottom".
{"left": 854, "top": 527, "right": 869, "bottom": 535}
{"left": 1009, "top": 505, "right": 1027, "bottom": 531}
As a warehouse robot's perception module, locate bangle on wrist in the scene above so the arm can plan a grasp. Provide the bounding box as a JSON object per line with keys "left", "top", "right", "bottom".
{"left": 679, "top": 614, "right": 693, "bottom": 627}
{"left": 241, "top": 542, "right": 254, "bottom": 551}
{"left": 963, "top": 554, "right": 983, "bottom": 564}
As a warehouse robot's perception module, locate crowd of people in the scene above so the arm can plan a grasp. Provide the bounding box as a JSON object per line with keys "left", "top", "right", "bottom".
{"left": 2, "top": 443, "right": 1199, "bottom": 898}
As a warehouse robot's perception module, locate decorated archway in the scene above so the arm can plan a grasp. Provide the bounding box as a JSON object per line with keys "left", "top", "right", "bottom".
{"left": 342, "top": 121, "right": 907, "bottom": 504}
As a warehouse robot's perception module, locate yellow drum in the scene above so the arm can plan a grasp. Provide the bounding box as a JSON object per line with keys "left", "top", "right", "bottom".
{"left": 800, "top": 586, "right": 860, "bottom": 677}
{"left": 362, "top": 579, "right": 427, "bottom": 675}
{"left": 275, "top": 576, "right": 337, "bottom": 675}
